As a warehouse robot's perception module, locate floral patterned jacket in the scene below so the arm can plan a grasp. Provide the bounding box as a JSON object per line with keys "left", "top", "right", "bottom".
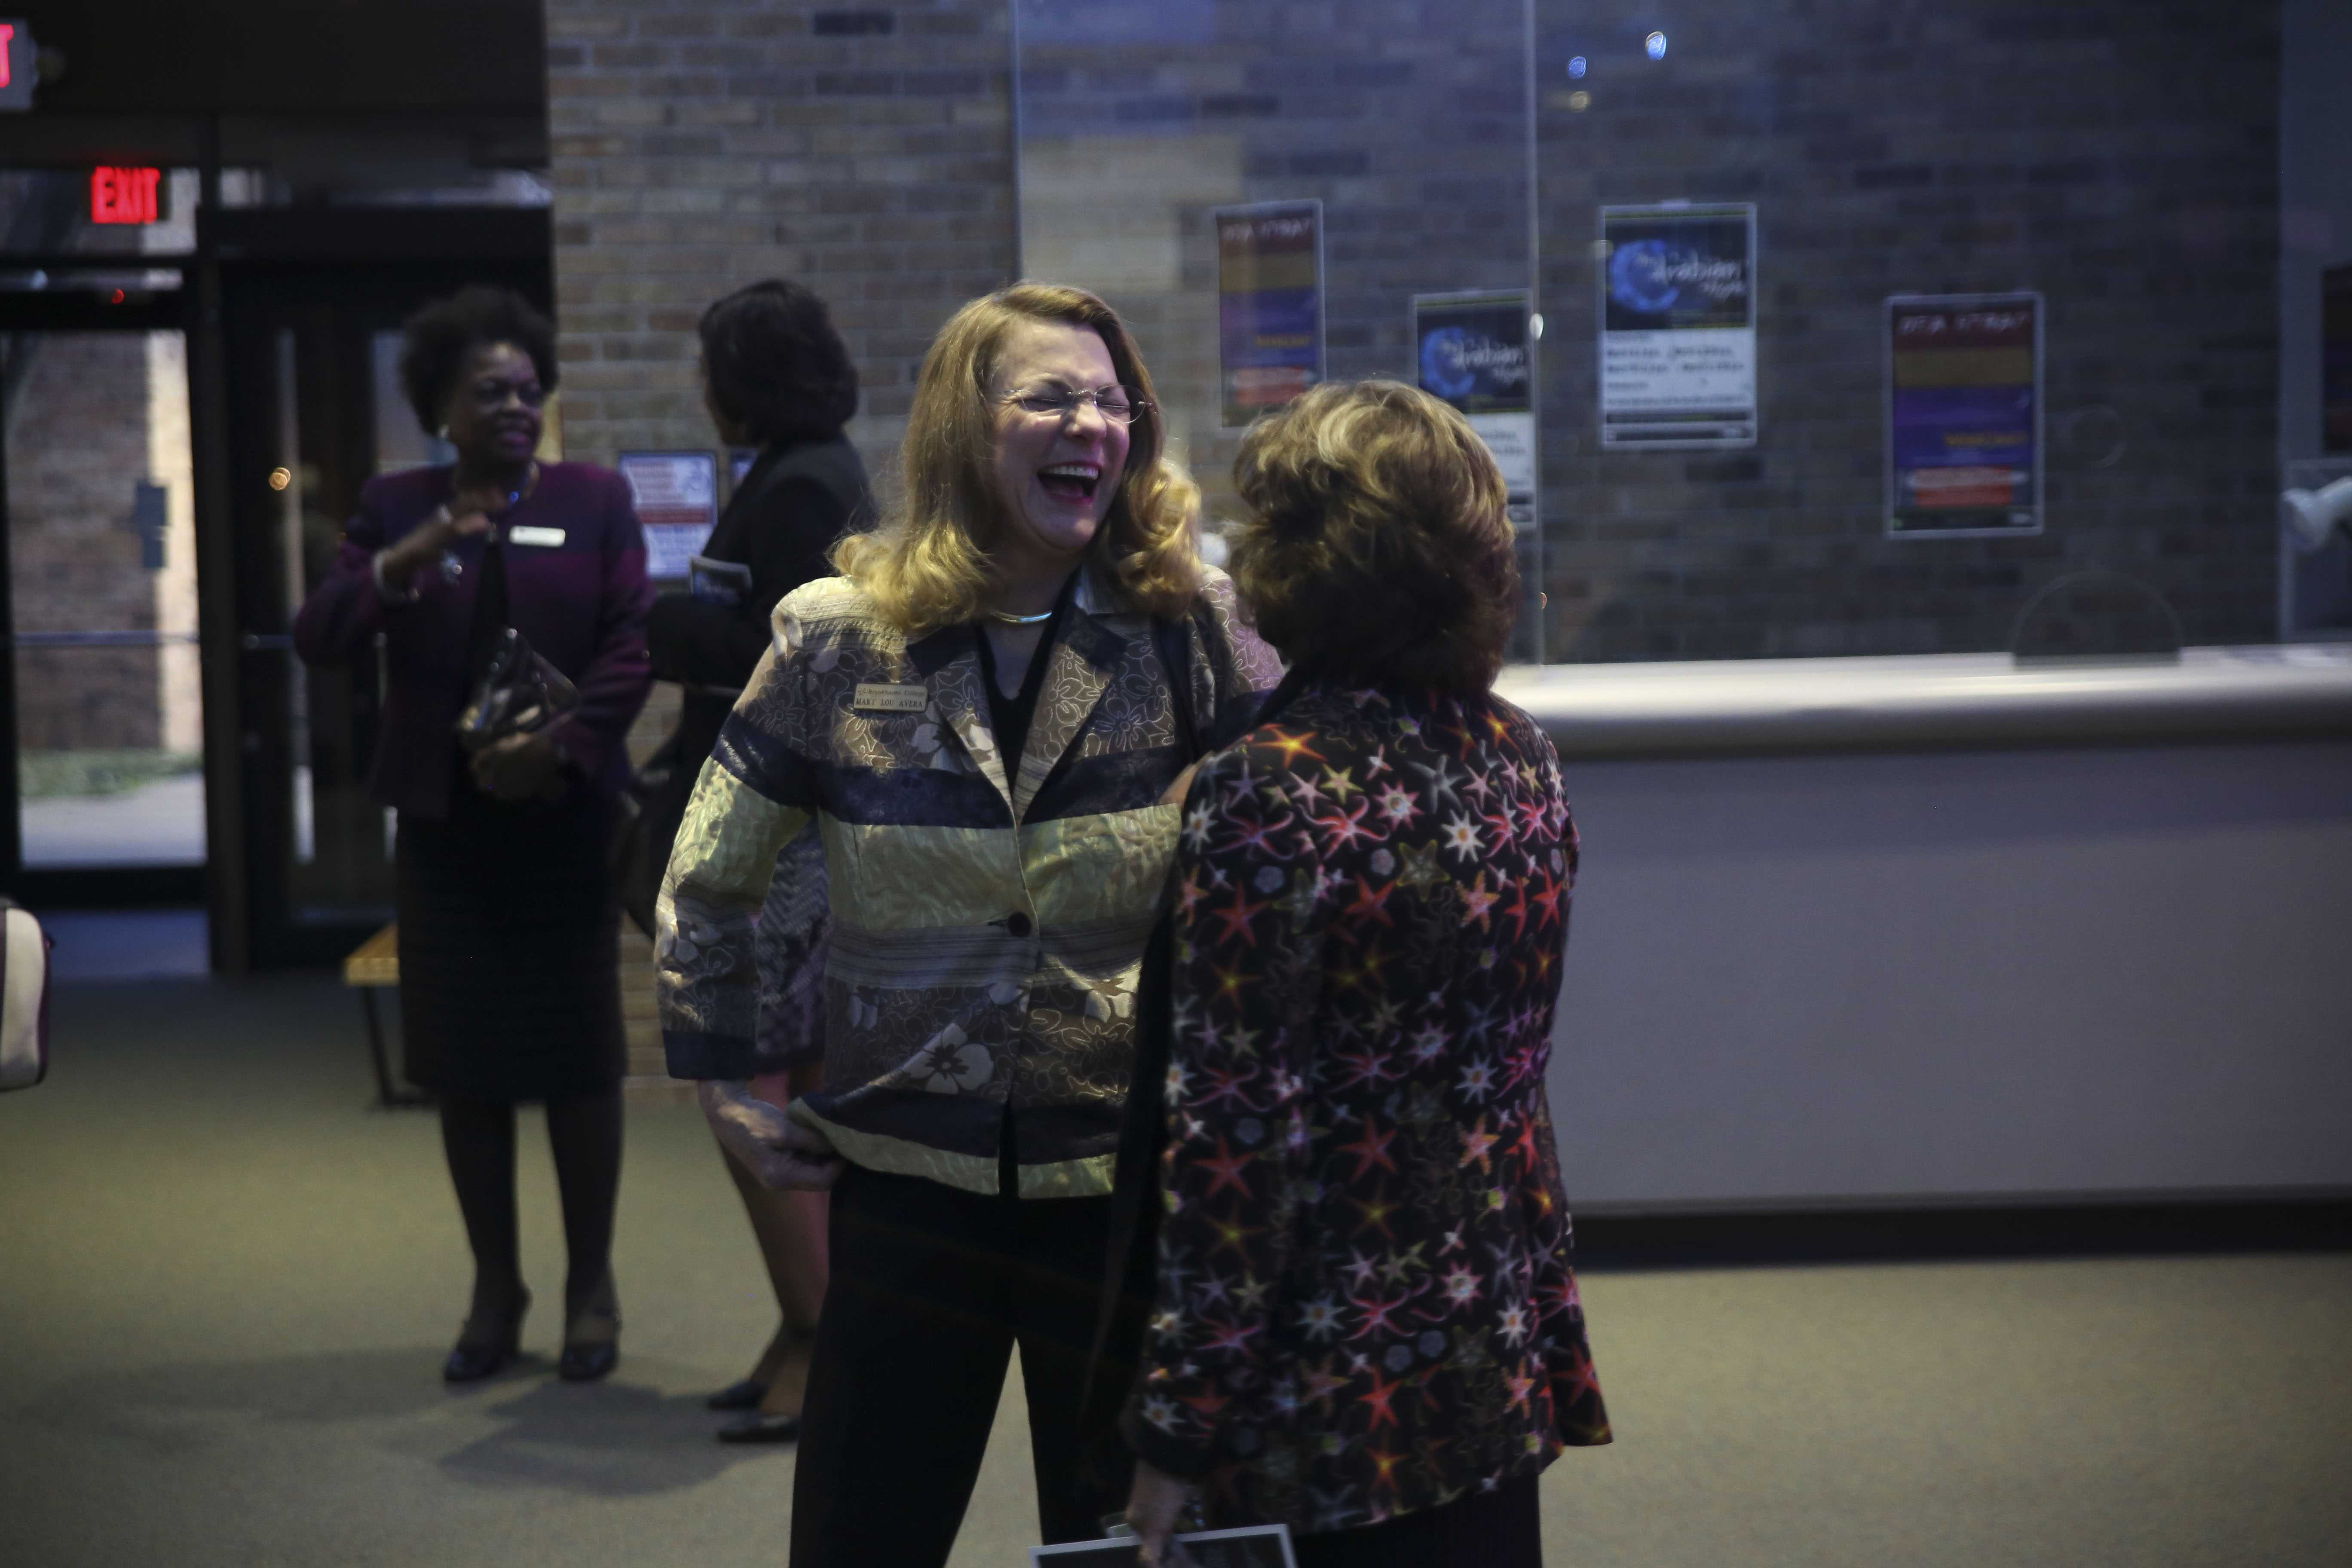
{"left": 656, "top": 567, "right": 1279, "bottom": 1197}
{"left": 1121, "top": 682, "right": 1610, "bottom": 1532}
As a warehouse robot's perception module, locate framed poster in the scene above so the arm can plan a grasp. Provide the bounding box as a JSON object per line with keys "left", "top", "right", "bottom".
{"left": 1215, "top": 200, "right": 1324, "bottom": 428}
{"left": 1412, "top": 288, "right": 1537, "bottom": 533}
{"left": 1598, "top": 201, "right": 1757, "bottom": 449}
{"left": 618, "top": 450, "right": 719, "bottom": 579}
{"left": 1884, "top": 293, "right": 2043, "bottom": 539}
{"left": 2324, "top": 263, "right": 2352, "bottom": 455}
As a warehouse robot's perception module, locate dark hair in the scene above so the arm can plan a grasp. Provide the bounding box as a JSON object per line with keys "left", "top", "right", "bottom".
{"left": 396, "top": 285, "right": 558, "bottom": 435}
{"left": 1228, "top": 380, "right": 1519, "bottom": 694}
{"left": 698, "top": 279, "right": 859, "bottom": 445}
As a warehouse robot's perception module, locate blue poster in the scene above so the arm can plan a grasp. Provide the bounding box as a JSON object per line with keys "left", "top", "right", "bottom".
{"left": 1885, "top": 294, "right": 2042, "bottom": 537}
{"left": 1216, "top": 202, "right": 1323, "bottom": 428}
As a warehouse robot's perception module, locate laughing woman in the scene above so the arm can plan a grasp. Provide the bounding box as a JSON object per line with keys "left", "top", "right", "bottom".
{"left": 655, "top": 283, "right": 1280, "bottom": 1567}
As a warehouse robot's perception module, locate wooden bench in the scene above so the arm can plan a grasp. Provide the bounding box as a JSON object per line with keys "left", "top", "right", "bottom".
{"left": 343, "top": 923, "right": 432, "bottom": 1108}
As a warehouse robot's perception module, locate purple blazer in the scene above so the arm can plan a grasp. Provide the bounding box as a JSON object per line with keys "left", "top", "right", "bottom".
{"left": 293, "top": 462, "right": 655, "bottom": 822}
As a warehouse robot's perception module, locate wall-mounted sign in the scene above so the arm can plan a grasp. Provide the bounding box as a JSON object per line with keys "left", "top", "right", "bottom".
{"left": 2324, "top": 263, "right": 2352, "bottom": 456}
{"left": 1598, "top": 202, "right": 1757, "bottom": 449}
{"left": 1885, "top": 292, "right": 2044, "bottom": 539}
{"left": 1412, "top": 289, "right": 1537, "bottom": 532}
{"left": 1214, "top": 200, "right": 1323, "bottom": 428}
{"left": 619, "top": 450, "right": 718, "bottom": 580}
{"left": 90, "top": 168, "right": 165, "bottom": 226}
{"left": 0, "top": 21, "right": 35, "bottom": 110}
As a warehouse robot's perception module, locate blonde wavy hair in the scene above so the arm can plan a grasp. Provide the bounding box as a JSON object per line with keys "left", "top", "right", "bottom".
{"left": 832, "top": 283, "right": 1202, "bottom": 634}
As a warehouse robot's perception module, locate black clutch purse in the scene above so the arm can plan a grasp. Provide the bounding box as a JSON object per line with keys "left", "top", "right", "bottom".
{"left": 456, "top": 625, "right": 580, "bottom": 753}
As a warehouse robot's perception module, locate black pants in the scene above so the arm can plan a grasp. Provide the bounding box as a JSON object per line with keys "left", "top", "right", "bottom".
{"left": 1293, "top": 1474, "right": 1543, "bottom": 1568}
{"left": 790, "top": 1165, "right": 1130, "bottom": 1567}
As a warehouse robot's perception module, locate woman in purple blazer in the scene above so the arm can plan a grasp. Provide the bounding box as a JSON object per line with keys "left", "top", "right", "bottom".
{"left": 294, "top": 286, "right": 654, "bottom": 1385}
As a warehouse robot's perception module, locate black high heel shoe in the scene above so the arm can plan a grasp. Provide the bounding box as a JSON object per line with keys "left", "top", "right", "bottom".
{"left": 443, "top": 1288, "right": 529, "bottom": 1384}
{"left": 558, "top": 1274, "right": 620, "bottom": 1383}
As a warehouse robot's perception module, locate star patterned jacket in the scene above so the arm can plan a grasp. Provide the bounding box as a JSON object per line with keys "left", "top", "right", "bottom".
{"left": 655, "top": 566, "right": 1280, "bottom": 1197}
{"left": 1120, "top": 681, "right": 1611, "bottom": 1534}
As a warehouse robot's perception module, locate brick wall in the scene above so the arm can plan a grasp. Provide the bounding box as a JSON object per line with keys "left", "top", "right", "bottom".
{"left": 544, "top": 0, "right": 1020, "bottom": 481}
{"left": 545, "top": 0, "right": 2283, "bottom": 667}
{"left": 1016, "top": 0, "right": 1534, "bottom": 540}
{"left": 5, "top": 333, "right": 169, "bottom": 753}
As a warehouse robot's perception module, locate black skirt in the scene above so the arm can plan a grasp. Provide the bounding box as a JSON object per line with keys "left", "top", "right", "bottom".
{"left": 395, "top": 758, "right": 626, "bottom": 1102}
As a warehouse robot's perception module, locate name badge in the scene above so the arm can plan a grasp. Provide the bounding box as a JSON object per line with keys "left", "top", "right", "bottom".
{"left": 507, "top": 525, "right": 566, "bottom": 548}
{"left": 853, "top": 683, "right": 928, "bottom": 714}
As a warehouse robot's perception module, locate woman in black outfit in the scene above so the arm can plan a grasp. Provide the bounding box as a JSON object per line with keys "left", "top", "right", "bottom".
{"left": 643, "top": 279, "right": 870, "bottom": 1442}
{"left": 293, "top": 286, "right": 655, "bottom": 1385}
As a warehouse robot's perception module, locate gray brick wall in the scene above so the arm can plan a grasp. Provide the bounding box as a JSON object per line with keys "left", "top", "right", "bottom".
{"left": 545, "top": 0, "right": 1020, "bottom": 480}
{"left": 1534, "top": 1, "right": 2281, "bottom": 659}
{"left": 548, "top": 0, "right": 2282, "bottom": 661}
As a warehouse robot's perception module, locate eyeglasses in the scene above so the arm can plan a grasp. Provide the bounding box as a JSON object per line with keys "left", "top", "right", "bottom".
{"left": 1001, "top": 386, "right": 1150, "bottom": 425}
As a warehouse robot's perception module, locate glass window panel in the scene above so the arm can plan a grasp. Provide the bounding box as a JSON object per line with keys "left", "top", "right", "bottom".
{"left": 6, "top": 329, "right": 205, "bottom": 867}
{"left": 1014, "top": 0, "right": 1542, "bottom": 656}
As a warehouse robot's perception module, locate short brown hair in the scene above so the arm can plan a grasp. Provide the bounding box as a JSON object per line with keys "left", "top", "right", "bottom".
{"left": 1228, "top": 380, "right": 1519, "bottom": 692}
{"left": 833, "top": 283, "right": 1200, "bottom": 634}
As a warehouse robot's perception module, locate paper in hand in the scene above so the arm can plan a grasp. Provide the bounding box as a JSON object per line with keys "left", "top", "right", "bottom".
{"left": 1030, "top": 1522, "right": 1296, "bottom": 1567}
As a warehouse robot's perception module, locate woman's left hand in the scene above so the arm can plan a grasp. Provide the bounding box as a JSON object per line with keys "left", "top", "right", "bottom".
{"left": 469, "top": 731, "right": 567, "bottom": 802}
{"left": 1124, "top": 1459, "right": 1202, "bottom": 1566}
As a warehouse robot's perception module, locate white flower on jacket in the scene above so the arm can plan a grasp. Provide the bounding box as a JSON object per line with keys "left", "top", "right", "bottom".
{"left": 911, "top": 1023, "right": 992, "bottom": 1094}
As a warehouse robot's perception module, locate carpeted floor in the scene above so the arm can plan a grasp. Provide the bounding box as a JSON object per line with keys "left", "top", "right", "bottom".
{"left": 1, "top": 977, "right": 2346, "bottom": 1566}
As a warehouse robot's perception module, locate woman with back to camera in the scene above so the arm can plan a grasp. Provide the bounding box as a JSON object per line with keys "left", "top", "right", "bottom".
{"left": 657, "top": 283, "right": 1280, "bottom": 1565}
{"left": 294, "top": 285, "right": 653, "bottom": 1386}
{"left": 1116, "top": 381, "right": 1611, "bottom": 1566}
{"left": 642, "top": 279, "right": 871, "bottom": 1443}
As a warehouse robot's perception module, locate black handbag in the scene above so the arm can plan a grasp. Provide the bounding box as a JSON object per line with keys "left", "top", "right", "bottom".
{"left": 456, "top": 625, "right": 581, "bottom": 753}
{"left": 453, "top": 535, "right": 580, "bottom": 754}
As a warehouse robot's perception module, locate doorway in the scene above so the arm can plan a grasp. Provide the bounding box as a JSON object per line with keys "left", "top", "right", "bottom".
{"left": 216, "top": 208, "right": 550, "bottom": 967}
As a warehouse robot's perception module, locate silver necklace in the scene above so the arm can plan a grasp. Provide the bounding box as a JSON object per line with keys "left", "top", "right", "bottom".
{"left": 987, "top": 607, "right": 1054, "bottom": 625}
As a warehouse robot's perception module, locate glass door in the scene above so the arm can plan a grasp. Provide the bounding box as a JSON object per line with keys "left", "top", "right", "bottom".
{"left": 0, "top": 322, "right": 208, "bottom": 900}
{"left": 220, "top": 254, "right": 548, "bottom": 966}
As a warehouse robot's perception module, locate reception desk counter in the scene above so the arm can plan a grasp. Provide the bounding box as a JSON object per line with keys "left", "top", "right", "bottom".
{"left": 1498, "top": 648, "right": 2352, "bottom": 1214}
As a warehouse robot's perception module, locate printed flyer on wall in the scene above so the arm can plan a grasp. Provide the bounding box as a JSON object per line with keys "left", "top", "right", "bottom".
{"left": 1884, "top": 293, "right": 2043, "bottom": 538}
{"left": 1412, "top": 288, "right": 1537, "bottom": 531}
{"left": 1216, "top": 200, "right": 1324, "bottom": 428}
{"left": 618, "top": 450, "right": 719, "bottom": 578}
{"left": 1598, "top": 201, "right": 1757, "bottom": 449}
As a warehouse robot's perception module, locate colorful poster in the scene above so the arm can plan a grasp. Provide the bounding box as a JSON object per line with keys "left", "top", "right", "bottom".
{"left": 2324, "top": 263, "right": 2352, "bottom": 455}
{"left": 1598, "top": 202, "right": 1757, "bottom": 449}
{"left": 1412, "top": 289, "right": 1537, "bottom": 532}
{"left": 618, "top": 450, "right": 718, "bottom": 579}
{"left": 1216, "top": 201, "right": 1323, "bottom": 428}
{"left": 1885, "top": 294, "right": 2043, "bottom": 538}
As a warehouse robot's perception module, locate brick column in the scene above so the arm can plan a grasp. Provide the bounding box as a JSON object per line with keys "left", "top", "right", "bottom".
{"left": 545, "top": 0, "right": 1020, "bottom": 478}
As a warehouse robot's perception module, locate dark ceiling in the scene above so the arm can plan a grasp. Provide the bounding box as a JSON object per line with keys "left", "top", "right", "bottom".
{"left": 9, "top": 0, "right": 544, "bottom": 114}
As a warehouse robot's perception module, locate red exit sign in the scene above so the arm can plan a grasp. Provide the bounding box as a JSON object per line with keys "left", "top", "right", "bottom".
{"left": 91, "top": 167, "right": 163, "bottom": 225}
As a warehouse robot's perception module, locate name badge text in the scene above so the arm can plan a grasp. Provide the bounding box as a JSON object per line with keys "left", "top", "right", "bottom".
{"left": 853, "top": 683, "right": 928, "bottom": 714}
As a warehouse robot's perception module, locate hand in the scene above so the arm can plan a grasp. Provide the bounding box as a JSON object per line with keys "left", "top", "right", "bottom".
{"left": 378, "top": 498, "right": 494, "bottom": 588}
{"left": 700, "top": 1080, "right": 844, "bottom": 1191}
{"left": 1124, "top": 1459, "right": 1202, "bottom": 1567}
{"left": 468, "top": 730, "right": 567, "bottom": 802}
